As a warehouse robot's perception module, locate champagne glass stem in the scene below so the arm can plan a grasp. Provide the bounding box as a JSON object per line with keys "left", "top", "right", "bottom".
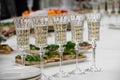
{"left": 20, "top": 49, "right": 26, "bottom": 65}
{"left": 85, "top": 39, "right": 101, "bottom": 72}
{"left": 69, "top": 42, "right": 85, "bottom": 74}
{"left": 59, "top": 45, "right": 63, "bottom": 73}
{"left": 40, "top": 52, "right": 44, "bottom": 74}
{"left": 59, "top": 52, "right": 63, "bottom": 78}
{"left": 22, "top": 53, "right": 26, "bottom": 65}
{"left": 92, "top": 40, "right": 97, "bottom": 67}
{"left": 76, "top": 50, "right": 79, "bottom": 71}
{"left": 75, "top": 43, "right": 80, "bottom": 69}
{"left": 39, "top": 47, "right": 44, "bottom": 78}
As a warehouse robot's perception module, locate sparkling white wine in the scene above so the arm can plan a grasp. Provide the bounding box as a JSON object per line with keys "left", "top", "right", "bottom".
{"left": 34, "top": 26, "right": 48, "bottom": 47}
{"left": 88, "top": 22, "right": 100, "bottom": 41}
{"left": 16, "top": 28, "right": 30, "bottom": 49}
{"left": 54, "top": 23, "right": 67, "bottom": 45}
{"left": 71, "top": 26, "right": 83, "bottom": 43}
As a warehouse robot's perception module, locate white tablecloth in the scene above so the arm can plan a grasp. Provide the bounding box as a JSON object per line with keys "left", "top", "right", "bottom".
{"left": 0, "top": 20, "right": 120, "bottom": 80}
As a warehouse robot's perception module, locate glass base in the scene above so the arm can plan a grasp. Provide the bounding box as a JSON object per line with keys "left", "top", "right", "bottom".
{"left": 85, "top": 65, "right": 102, "bottom": 72}
{"left": 69, "top": 68, "right": 86, "bottom": 75}
{"left": 40, "top": 74, "right": 54, "bottom": 80}
{"left": 53, "top": 70, "right": 69, "bottom": 78}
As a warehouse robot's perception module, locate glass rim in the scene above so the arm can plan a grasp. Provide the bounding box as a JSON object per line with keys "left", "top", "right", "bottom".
{"left": 52, "top": 15, "right": 68, "bottom": 23}
{"left": 31, "top": 16, "right": 49, "bottom": 26}
{"left": 85, "top": 13, "right": 101, "bottom": 21}
{"left": 13, "top": 16, "right": 32, "bottom": 23}
{"left": 13, "top": 16, "right": 32, "bottom": 29}
{"left": 69, "top": 13, "right": 85, "bottom": 21}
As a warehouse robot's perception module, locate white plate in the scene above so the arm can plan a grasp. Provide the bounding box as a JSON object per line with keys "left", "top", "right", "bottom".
{"left": 0, "top": 18, "right": 13, "bottom": 23}
{"left": 29, "top": 9, "right": 74, "bottom": 17}
{"left": 29, "top": 10, "right": 47, "bottom": 16}
{"left": 0, "top": 66, "right": 40, "bottom": 80}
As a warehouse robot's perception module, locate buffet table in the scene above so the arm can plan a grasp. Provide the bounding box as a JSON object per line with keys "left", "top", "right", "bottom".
{"left": 0, "top": 16, "right": 120, "bottom": 80}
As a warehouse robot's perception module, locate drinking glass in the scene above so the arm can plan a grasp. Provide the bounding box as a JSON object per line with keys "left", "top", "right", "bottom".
{"left": 69, "top": 14, "right": 85, "bottom": 75}
{"left": 106, "top": 0, "right": 113, "bottom": 25}
{"left": 32, "top": 16, "right": 50, "bottom": 80}
{"left": 107, "top": 0, "right": 113, "bottom": 15}
{"left": 52, "top": 15, "right": 69, "bottom": 78}
{"left": 92, "top": 2, "right": 99, "bottom": 13}
{"left": 27, "top": 0, "right": 33, "bottom": 11}
{"left": 85, "top": 13, "right": 102, "bottom": 72}
{"left": 14, "top": 17, "right": 31, "bottom": 65}
{"left": 99, "top": 1, "right": 106, "bottom": 14}
{"left": 114, "top": 0, "right": 119, "bottom": 27}
{"left": 114, "top": 0, "right": 119, "bottom": 15}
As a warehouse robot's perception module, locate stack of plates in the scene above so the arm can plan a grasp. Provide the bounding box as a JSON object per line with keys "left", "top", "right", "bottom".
{"left": 0, "top": 66, "right": 40, "bottom": 80}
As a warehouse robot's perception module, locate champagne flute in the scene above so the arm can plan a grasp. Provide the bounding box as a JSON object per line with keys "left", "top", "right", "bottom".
{"left": 92, "top": 2, "right": 99, "bottom": 13}
{"left": 52, "top": 15, "right": 69, "bottom": 78}
{"left": 114, "top": 0, "right": 120, "bottom": 28}
{"left": 114, "top": 0, "right": 119, "bottom": 26}
{"left": 14, "top": 17, "right": 31, "bottom": 65}
{"left": 69, "top": 14, "right": 85, "bottom": 75}
{"left": 27, "top": 0, "right": 33, "bottom": 11}
{"left": 106, "top": 0, "right": 113, "bottom": 25}
{"left": 107, "top": 0, "right": 113, "bottom": 15}
{"left": 32, "top": 16, "right": 50, "bottom": 80}
{"left": 99, "top": 0, "right": 106, "bottom": 14}
{"left": 85, "top": 13, "right": 102, "bottom": 72}
{"left": 114, "top": 0, "right": 119, "bottom": 15}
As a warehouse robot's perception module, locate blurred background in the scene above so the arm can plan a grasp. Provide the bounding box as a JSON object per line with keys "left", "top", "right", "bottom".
{"left": 0, "top": 0, "right": 95, "bottom": 20}
{"left": 0, "top": 0, "right": 120, "bottom": 20}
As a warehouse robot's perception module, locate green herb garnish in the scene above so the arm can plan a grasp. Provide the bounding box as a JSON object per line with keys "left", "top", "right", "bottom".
{"left": 30, "top": 44, "right": 40, "bottom": 50}
{"left": 63, "top": 41, "right": 75, "bottom": 49}
{"left": 0, "top": 22, "right": 14, "bottom": 26}
{"left": 45, "top": 44, "right": 59, "bottom": 51}
{"left": 25, "top": 55, "right": 34, "bottom": 61}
